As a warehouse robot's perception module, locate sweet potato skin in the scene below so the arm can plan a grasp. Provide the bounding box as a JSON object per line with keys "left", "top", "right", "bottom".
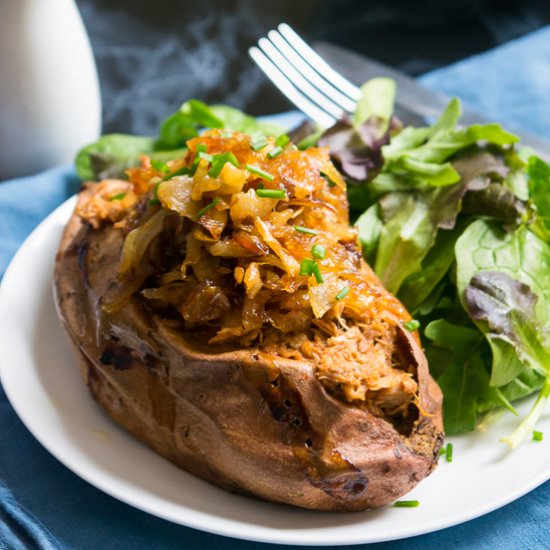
{"left": 54, "top": 195, "right": 444, "bottom": 512}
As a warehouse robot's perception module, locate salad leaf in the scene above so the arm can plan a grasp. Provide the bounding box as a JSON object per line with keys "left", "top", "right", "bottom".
{"left": 318, "top": 118, "right": 389, "bottom": 182}
{"left": 424, "top": 319, "right": 489, "bottom": 434}
{"left": 465, "top": 271, "right": 550, "bottom": 368}
{"left": 355, "top": 204, "right": 382, "bottom": 265}
{"left": 464, "top": 271, "right": 550, "bottom": 447}
{"left": 319, "top": 78, "right": 397, "bottom": 182}
{"left": 461, "top": 183, "right": 533, "bottom": 229}
{"left": 454, "top": 220, "right": 550, "bottom": 446}
{"left": 333, "top": 82, "right": 549, "bottom": 441}
{"left": 382, "top": 98, "right": 518, "bottom": 187}
{"left": 209, "top": 105, "right": 284, "bottom": 137}
{"left": 76, "top": 134, "right": 158, "bottom": 181}
{"left": 398, "top": 221, "right": 465, "bottom": 313}
{"left": 157, "top": 100, "right": 284, "bottom": 150}
{"left": 527, "top": 155, "right": 550, "bottom": 240}
{"left": 76, "top": 100, "right": 286, "bottom": 181}
{"left": 374, "top": 179, "right": 482, "bottom": 294}
{"left": 352, "top": 77, "right": 396, "bottom": 133}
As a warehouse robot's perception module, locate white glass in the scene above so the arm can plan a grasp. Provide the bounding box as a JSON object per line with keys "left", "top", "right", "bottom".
{"left": 0, "top": 0, "right": 101, "bottom": 180}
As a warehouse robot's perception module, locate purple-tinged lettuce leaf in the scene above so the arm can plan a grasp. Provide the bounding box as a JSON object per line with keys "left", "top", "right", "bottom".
{"left": 456, "top": 221, "right": 550, "bottom": 447}
{"left": 318, "top": 117, "right": 389, "bottom": 182}
{"left": 464, "top": 271, "right": 550, "bottom": 448}
{"left": 319, "top": 78, "right": 397, "bottom": 183}
{"left": 462, "top": 182, "right": 534, "bottom": 230}
{"left": 465, "top": 272, "right": 550, "bottom": 369}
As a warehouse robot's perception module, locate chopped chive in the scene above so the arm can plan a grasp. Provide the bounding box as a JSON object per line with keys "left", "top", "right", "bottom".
{"left": 267, "top": 146, "right": 283, "bottom": 159}
{"left": 533, "top": 430, "right": 544, "bottom": 441}
{"left": 149, "top": 182, "right": 161, "bottom": 205}
{"left": 446, "top": 442, "right": 453, "bottom": 462}
{"left": 403, "top": 319, "right": 420, "bottom": 332}
{"left": 275, "top": 134, "right": 290, "bottom": 148}
{"left": 321, "top": 171, "right": 337, "bottom": 187}
{"left": 311, "top": 244, "right": 326, "bottom": 260}
{"left": 250, "top": 134, "right": 268, "bottom": 151}
{"left": 190, "top": 144, "right": 207, "bottom": 175}
{"left": 335, "top": 286, "right": 350, "bottom": 301}
{"left": 294, "top": 225, "right": 319, "bottom": 236}
{"left": 439, "top": 447, "right": 447, "bottom": 456}
{"left": 256, "top": 189, "right": 287, "bottom": 199}
{"left": 300, "top": 258, "right": 323, "bottom": 283}
{"left": 151, "top": 159, "right": 170, "bottom": 174}
{"left": 393, "top": 500, "right": 420, "bottom": 508}
{"left": 299, "top": 258, "right": 315, "bottom": 277}
{"left": 208, "top": 152, "right": 240, "bottom": 178}
{"left": 195, "top": 197, "right": 221, "bottom": 220}
{"left": 109, "top": 193, "right": 126, "bottom": 201}
{"left": 198, "top": 151, "right": 213, "bottom": 162}
{"left": 311, "top": 262, "right": 323, "bottom": 284}
{"left": 246, "top": 163, "right": 275, "bottom": 182}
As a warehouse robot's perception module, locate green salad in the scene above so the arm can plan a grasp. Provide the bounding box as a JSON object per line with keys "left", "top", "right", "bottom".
{"left": 76, "top": 81, "right": 550, "bottom": 448}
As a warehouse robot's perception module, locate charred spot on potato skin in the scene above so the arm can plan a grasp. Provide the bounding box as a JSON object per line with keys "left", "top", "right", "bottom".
{"left": 312, "top": 471, "right": 369, "bottom": 500}
{"left": 248, "top": 368, "right": 368, "bottom": 502}
{"left": 99, "top": 345, "right": 134, "bottom": 370}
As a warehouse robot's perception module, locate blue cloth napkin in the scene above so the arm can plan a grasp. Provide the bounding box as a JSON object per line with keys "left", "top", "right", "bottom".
{"left": 419, "top": 26, "right": 550, "bottom": 138}
{"left": 2, "top": 28, "right": 550, "bottom": 550}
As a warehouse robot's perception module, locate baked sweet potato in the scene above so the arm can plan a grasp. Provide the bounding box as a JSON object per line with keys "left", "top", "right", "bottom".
{"left": 55, "top": 130, "right": 443, "bottom": 511}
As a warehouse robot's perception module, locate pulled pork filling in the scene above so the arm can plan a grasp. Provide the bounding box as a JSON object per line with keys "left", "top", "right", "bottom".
{"left": 76, "top": 129, "right": 419, "bottom": 418}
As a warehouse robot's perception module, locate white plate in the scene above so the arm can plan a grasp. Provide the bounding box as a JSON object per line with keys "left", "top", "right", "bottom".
{"left": 1, "top": 196, "right": 549, "bottom": 546}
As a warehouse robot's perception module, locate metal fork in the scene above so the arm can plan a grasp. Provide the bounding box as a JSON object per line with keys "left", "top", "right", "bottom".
{"left": 250, "top": 24, "right": 550, "bottom": 159}
{"left": 249, "top": 23, "right": 361, "bottom": 128}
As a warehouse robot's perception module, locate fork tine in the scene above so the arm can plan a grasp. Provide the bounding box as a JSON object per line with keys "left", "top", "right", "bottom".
{"left": 278, "top": 23, "right": 361, "bottom": 101}
{"left": 267, "top": 30, "right": 357, "bottom": 113}
{"left": 258, "top": 38, "right": 345, "bottom": 121}
{"left": 249, "top": 46, "right": 337, "bottom": 129}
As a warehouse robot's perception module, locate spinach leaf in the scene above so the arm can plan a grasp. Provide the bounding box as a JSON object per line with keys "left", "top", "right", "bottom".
{"left": 209, "top": 105, "right": 284, "bottom": 136}
{"left": 156, "top": 100, "right": 285, "bottom": 150}
{"left": 424, "top": 319, "right": 490, "bottom": 434}
{"left": 76, "top": 134, "right": 156, "bottom": 180}
{"left": 76, "top": 100, "right": 287, "bottom": 181}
